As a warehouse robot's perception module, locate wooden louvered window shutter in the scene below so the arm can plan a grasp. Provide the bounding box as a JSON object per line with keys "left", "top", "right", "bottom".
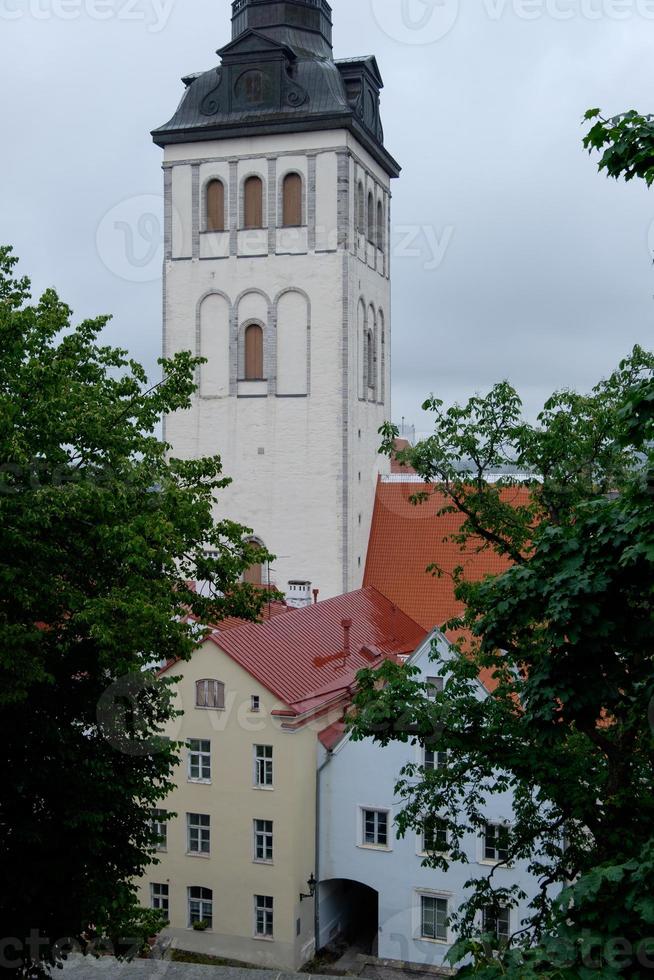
{"left": 244, "top": 324, "right": 264, "bottom": 381}
{"left": 206, "top": 180, "right": 225, "bottom": 232}
{"left": 244, "top": 176, "right": 264, "bottom": 229}
{"left": 282, "top": 173, "right": 302, "bottom": 227}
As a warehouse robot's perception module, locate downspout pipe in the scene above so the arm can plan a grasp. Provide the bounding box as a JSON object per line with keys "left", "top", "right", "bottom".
{"left": 315, "top": 746, "right": 334, "bottom": 956}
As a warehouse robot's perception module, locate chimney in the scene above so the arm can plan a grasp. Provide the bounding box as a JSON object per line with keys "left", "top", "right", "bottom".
{"left": 286, "top": 581, "right": 312, "bottom": 609}
{"left": 341, "top": 618, "right": 353, "bottom": 657}
{"left": 312, "top": 589, "right": 320, "bottom": 605}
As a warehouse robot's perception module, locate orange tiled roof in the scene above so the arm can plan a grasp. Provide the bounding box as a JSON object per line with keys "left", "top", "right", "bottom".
{"left": 364, "top": 480, "right": 532, "bottom": 637}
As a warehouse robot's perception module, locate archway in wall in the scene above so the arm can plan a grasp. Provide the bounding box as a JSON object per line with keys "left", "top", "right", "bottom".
{"left": 318, "top": 879, "right": 379, "bottom": 956}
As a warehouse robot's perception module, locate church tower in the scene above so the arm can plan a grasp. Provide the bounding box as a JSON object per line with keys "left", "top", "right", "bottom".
{"left": 154, "top": 0, "right": 400, "bottom": 600}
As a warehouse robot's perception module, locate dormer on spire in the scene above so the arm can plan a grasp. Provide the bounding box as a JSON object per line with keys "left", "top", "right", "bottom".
{"left": 231, "top": 0, "right": 333, "bottom": 56}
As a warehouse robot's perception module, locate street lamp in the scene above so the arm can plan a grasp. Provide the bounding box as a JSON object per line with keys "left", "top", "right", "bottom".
{"left": 300, "top": 873, "right": 317, "bottom": 902}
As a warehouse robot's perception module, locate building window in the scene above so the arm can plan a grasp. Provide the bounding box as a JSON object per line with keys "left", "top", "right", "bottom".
{"left": 255, "top": 895, "right": 274, "bottom": 938}
{"left": 254, "top": 744, "right": 273, "bottom": 787}
{"left": 420, "top": 895, "right": 448, "bottom": 942}
{"left": 188, "top": 886, "right": 213, "bottom": 929}
{"left": 244, "top": 176, "right": 264, "bottom": 229}
{"left": 187, "top": 813, "right": 211, "bottom": 854}
{"left": 282, "top": 172, "right": 302, "bottom": 227}
{"left": 251, "top": 695, "right": 261, "bottom": 712}
{"left": 357, "top": 181, "right": 365, "bottom": 235}
{"left": 244, "top": 324, "right": 264, "bottom": 381}
{"left": 254, "top": 819, "right": 273, "bottom": 862}
{"left": 363, "top": 808, "right": 388, "bottom": 847}
{"left": 150, "top": 809, "right": 167, "bottom": 852}
{"left": 484, "top": 822, "right": 510, "bottom": 863}
{"left": 206, "top": 179, "right": 225, "bottom": 232}
{"left": 423, "top": 817, "right": 448, "bottom": 854}
{"left": 151, "top": 883, "right": 169, "bottom": 916}
{"left": 376, "top": 198, "right": 384, "bottom": 251}
{"left": 483, "top": 906, "right": 511, "bottom": 942}
{"left": 367, "top": 190, "right": 375, "bottom": 242}
{"left": 196, "top": 679, "right": 225, "bottom": 710}
{"left": 426, "top": 676, "right": 444, "bottom": 698}
{"left": 365, "top": 329, "right": 374, "bottom": 391}
{"left": 188, "top": 739, "right": 211, "bottom": 782}
{"left": 243, "top": 539, "right": 264, "bottom": 585}
{"left": 424, "top": 747, "right": 448, "bottom": 771}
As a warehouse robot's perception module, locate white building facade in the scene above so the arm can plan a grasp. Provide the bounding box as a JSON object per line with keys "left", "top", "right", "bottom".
{"left": 154, "top": 0, "right": 401, "bottom": 600}
{"left": 318, "top": 631, "right": 542, "bottom": 971}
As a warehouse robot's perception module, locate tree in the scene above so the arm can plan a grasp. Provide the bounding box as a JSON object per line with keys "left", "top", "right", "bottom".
{"left": 349, "top": 347, "right": 654, "bottom": 977}
{"left": 0, "top": 247, "right": 272, "bottom": 977}
{"left": 583, "top": 109, "right": 654, "bottom": 187}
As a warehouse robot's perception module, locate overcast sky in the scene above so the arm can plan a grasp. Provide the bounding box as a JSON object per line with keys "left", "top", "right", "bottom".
{"left": 2, "top": 0, "right": 653, "bottom": 436}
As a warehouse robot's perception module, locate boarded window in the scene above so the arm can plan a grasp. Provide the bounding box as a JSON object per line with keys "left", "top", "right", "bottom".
{"left": 376, "top": 199, "right": 384, "bottom": 251}
{"left": 244, "top": 324, "right": 264, "bottom": 381}
{"left": 367, "top": 191, "right": 375, "bottom": 242}
{"left": 206, "top": 180, "right": 225, "bottom": 232}
{"left": 244, "top": 176, "right": 264, "bottom": 229}
{"left": 244, "top": 541, "right": 263, "bottom": 586}
{"left": 282, "top": 173, "right": 302, "bottom": 227}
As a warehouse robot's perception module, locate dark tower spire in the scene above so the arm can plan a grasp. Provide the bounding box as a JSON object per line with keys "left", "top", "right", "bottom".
{"left": 231, "top": 0, "right": 333, "bottom": 57}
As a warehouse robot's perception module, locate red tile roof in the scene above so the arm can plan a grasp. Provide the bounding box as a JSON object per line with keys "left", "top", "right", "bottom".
{"left": 364, "top": 480, "right": 532, "bottom": 638}
{"left": 200, "top": 587, "right": 426, "bottom": 715}
{"left": 391, "top": 438, "right": 417, "bottom": 474}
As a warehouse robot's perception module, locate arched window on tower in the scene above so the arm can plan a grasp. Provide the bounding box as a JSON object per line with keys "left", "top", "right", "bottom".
{"left": 365, "top": 329, "right": 375, "bottom": 393}
{"left": 206, "top": 180, "right": 225, "bottom": 232}
{"left": 243, "top": 540, "right": 265, "bottom": 586}
{"left": 376, "top": 199, "right": 384, "bottom": 252}
{"left": 357, "top": 182, "right": 365, "bottom": 236}
{"left": 244, "top": 324, "right": 264, "bottom": 381}
{"left": 244, "top": 176, "right": 264, "bottom": 229}
{"left": 282, "top": 173, "right": 302, "bottom": 227}
{"left": 367, "top": 191, "right": 375, "bottom": 243}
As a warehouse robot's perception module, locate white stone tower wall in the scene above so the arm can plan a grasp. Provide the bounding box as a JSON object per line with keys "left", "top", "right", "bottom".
{"left": 162, "top": 130, "right": 391, "bottom": 599}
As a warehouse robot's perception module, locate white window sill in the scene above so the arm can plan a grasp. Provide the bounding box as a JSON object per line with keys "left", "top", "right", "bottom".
{"left": 479, "top": 858, "right": 511, "bottom": 868}
{"left": 253, "top": 785, "right": 274, "bottom": 791}
{"left": 188, "top": 778, "right": 212, "bottom": 786}
{"left": 418, "top": 851, "right": 451, "bottom": 860}
{"left": 253, "top": 935, "right": 275, "bottom": 943}
{"left": 253, "top": 859, "right": 274, "bottom": 866}
{"left": 357, "top": 843, "right": 392, "bottom": 853}
{"left": 186, "top": 851, "right": 211, "bottom": 859}
{"left": 195, "top": 706, "right": 226, "bottom": 712}
{"left": 417, "top": 936, "right": 449, "bottom": 946}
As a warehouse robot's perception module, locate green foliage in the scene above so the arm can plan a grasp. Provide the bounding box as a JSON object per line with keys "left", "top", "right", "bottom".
{"left": 583, "top": 108, "right": 654, "bottom": 187}
{"left": 0, "top": 247, "right": 273, "bottom": 977}
{"left": 352, "top": 349, "right": 654, "bottom": 976}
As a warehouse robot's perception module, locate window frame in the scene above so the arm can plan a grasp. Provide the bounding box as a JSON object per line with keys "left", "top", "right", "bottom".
{"left": 187, "top": 812, "right": 211, "bottom": 856}
{"left": 243, "top": 322, "right": 265, "bottom": 382}
{"left": 188, "top": 886, "right": 213, "bottom": 929}
{"left": 243, "top": 174, "right": 265, "bottom": 230}
{"left": 418, "top": 893, "right": 449, "bottom": 944}
{"left": 281, "top": 171, "right": 303, "bottom": 228}
{"left": 253, "top": 819, "right": 274, "bottom": 864}
{"left": 426, "top": 676, "right": 444, "bottom": 699}
{"left": 205, "top": 178, "right": 226, "bottom": 233}
{"left": 421, "top": 816, "right": 449, "bottom": 856}
{"left": 254, "top": 895, "right": 274, "bottom": 940}
{"left": 483, "top": 905, "right": 511, "bottom": 943}
{"left": 483, "top": 822, "right": 511, "bottom": 864}
{"left": 250, "top": 695, "right": 261, "bottom": 713}
{"left": 424, "top": 746, "right": 448, "bottom": 772}
{"left": 367, "top": 189, "right": 375, "bottom": 243}
{"left": 376, "top": 198, "right": 384, "bottom": 252}
{"left": 151, "top": 882, "right": 169, "bottom": 917}
{"left": 187, "top": 738, "right": 211, "bottom": 783}
{"left": 195, "top": 678, "right": 225, "bottom": 711}
{"left": 254, "top": 744, "right": 274, "bottom": 788}
{"left": 361, "top": 807, "right": 390, "bottom": 849}
{"left": 150, "top": 808, "right": 167, "bottom": 852}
